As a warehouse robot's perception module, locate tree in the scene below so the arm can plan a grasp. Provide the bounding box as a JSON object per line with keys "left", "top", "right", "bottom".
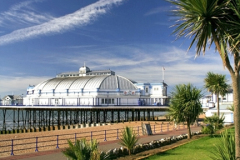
{"left": 168, "top": 83, "right": 203, "bottom": 139}
{"left": 204, "top": 72, "right": 229, "bottom": 117}
{"left": 119, "top": 126, "right": 139, "bottom": 155}
{"left": 167, "top": 0, "right": 240, "bottom": 158}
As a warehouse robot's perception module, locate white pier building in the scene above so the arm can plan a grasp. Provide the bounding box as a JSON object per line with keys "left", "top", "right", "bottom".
{"left": 23, "top": 65, "right": 169, "bottom": 106}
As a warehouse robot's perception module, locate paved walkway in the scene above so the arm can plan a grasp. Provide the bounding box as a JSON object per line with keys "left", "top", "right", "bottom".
{"left": 0, "top": 126, "right": 201, "bottom": 160}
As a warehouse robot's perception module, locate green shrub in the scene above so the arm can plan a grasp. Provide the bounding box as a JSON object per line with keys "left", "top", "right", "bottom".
{"left": 62, "top": 138, "right": 110, "bottom": 160}
{"left": 204, "top": 114, "right": 225, "bottom": 131}
{"left": 202, "top": 124, "right": 214, "bottom": 135}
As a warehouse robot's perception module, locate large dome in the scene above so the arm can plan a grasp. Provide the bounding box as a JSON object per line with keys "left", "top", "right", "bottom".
{"left": 33, "top": 75, "right": 137, "bottom": 92}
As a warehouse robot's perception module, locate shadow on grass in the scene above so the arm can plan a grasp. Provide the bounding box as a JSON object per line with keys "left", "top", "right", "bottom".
{"left": 143, "top": 152, "right": 181, "bottom": 160}
{"left": 206, "top": 134, "right": 221, "bottom": 138}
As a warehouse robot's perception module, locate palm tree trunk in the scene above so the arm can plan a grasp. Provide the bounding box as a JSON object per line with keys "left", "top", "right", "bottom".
{"left": 212, "top": 32, "right": 240, "bottom": 159}
{"left": 232, "top": 75, "right": 240, "bottom": 160}
{"left": 216, "top": 92, "right": 220, "bottom": 130}
{"left": 216, "top": 92, "right": 220, "bottom": 117}
{"left": 187, "top": 121, "right": 191, "bottom": 139}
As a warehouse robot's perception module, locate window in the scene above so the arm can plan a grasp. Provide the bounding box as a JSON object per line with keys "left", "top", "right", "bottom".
{"left": 102, "top": 98, "right": 114, "bottom": 104}
{"left": 146, "top": 88, "right": 148, "bottom": 93}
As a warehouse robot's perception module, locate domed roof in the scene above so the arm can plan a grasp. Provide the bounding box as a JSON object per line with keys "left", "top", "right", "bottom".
{"left": 79, "top": 66, "right": 90, "bottom": 73}
{"left": 33, "top": 75, "right": 137, "bottom": 92}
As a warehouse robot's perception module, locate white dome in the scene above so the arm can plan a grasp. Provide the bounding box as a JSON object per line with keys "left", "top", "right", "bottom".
{"left": 33, "top": 75, "right": 137, "bottom": 92}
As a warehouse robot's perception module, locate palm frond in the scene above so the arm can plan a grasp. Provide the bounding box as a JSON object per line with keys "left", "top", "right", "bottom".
{"left": 62, "top": 138, "right": 104, "bottom": 160}
{"left": 119, "top": 126, "right": 139, "bottom": 155}
{"left": 210, "top": 129, "right": 235, "bottom": 160}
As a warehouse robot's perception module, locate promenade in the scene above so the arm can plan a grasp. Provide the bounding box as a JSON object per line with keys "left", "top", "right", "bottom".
{"left": 0, "top": 125, "right": 202, "bottom": 160}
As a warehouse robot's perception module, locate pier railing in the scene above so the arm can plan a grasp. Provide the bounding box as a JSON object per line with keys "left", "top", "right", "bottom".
{"left": 0, "top": 122, "right": 192, "bottom": 157}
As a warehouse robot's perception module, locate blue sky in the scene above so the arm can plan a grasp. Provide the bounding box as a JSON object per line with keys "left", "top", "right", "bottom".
{"left": 0, "top": 0, "right": 230, "bottom": 97}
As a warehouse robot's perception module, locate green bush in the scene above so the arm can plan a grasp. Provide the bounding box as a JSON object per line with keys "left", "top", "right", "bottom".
{"left": 62, "top": 138, "right": 110, "bottom": 160}
{"left": 202, "top": 124, "right": 214, "bottom": 135}
{"left": 204, "top": 114, "right": 225, "bottom": 132}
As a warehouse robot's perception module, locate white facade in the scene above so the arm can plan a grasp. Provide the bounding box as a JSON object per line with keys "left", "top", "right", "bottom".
{"left": 136, "top": 82, "right": 168, "bottom": 106}
{"left": 201, "top": 89, "right": 234, "bottom": 108}
{"left": 202, "top": 89, "right": 234, "bottom": 124}
{"left": 1, "top": 95, "right": 23, "bottom": 105}
{"left": 205, "top": 107, "right": 234, "bottom": 124}
{"left": 23, "top": 66, "right": 169, "bottom": 106}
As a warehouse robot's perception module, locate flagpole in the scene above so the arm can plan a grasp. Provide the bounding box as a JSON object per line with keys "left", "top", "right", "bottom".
{"left": 162, "top": 67, "right": 165, "bottom": 82}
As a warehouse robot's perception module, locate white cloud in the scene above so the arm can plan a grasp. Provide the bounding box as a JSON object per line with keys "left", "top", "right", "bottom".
{"left": 0, "top": 75, "right": 50, "bottom": 96}
{"left": 47, "top": 44, "right": 231, "bottom": 87}
{"left": 145, "top": 6, "right": 170, "bottom": 16}
{"left": 0, "top": 0, "right": 54, "bottom": 27}
{"left": 0, "top": 0, "right": 124, "bottom": 46}
{"left": 0, "top": 44, "right": 232, "bottom": 96}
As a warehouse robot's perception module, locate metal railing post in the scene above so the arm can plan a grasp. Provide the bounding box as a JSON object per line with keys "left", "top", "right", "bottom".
{"left": 138, "top": 126, "right": 139, "bottom": 136}
{"left": 104, "top": 130, "right": 107, "bottom": 141}
{"left": 116, "top": 129, "right": 119, "bottom": 139}
{"left": 10, "top": 139, "right": 14, "bottom": 156}
{"left": 91, "top": 131, "right": 92, "bottom": 141}
{"left": 35, "top": 137, "right": 38, "bottom": 152}
{"left": 75, "top": 133, "right": 77, "bottom": 144}
{"left": 56, "top": 135, "right": 59, "bottom": 149}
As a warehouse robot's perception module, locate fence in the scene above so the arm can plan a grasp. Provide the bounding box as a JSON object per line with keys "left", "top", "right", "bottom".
{"left": 0, "top": 122, "right": 189, "bottom": 157}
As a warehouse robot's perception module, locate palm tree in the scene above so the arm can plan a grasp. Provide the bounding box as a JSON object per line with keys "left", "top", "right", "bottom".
{"left": 168, "top": 83, "right": 203, "bottom": 139}
{"left": 119, "top": 126, "right": 139, "bottom": 155}
{"left": 167, "top": 0, "right": 240, "bottom": 157}
{"left": 204, "top": 72, "right": 229, "bottom": 117}
{"left": 62, "top": 138, "right": 103, "bottom": 160}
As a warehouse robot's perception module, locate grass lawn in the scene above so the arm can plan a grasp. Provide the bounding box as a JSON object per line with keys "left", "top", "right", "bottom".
{"left": 144, "top": 135, "right": 221, "bottom": 160}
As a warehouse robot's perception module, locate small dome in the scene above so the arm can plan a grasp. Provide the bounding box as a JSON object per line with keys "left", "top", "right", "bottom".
{"left": 79, "top": 66, "right": 90, "bottom": 74}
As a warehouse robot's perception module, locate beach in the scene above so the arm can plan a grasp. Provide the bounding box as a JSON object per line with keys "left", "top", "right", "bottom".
{"left": 0, "top": 120, "right": 176, "bottom": 158}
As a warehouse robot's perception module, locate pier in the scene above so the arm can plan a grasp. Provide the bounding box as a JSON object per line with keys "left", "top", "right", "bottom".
{"left": 0, "top": 106, "right": 169, "bottom": 132}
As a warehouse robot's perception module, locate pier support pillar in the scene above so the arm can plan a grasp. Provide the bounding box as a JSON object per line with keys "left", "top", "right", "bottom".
{"left": 117, "top": 110, "right": 120, "bottom": 122}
